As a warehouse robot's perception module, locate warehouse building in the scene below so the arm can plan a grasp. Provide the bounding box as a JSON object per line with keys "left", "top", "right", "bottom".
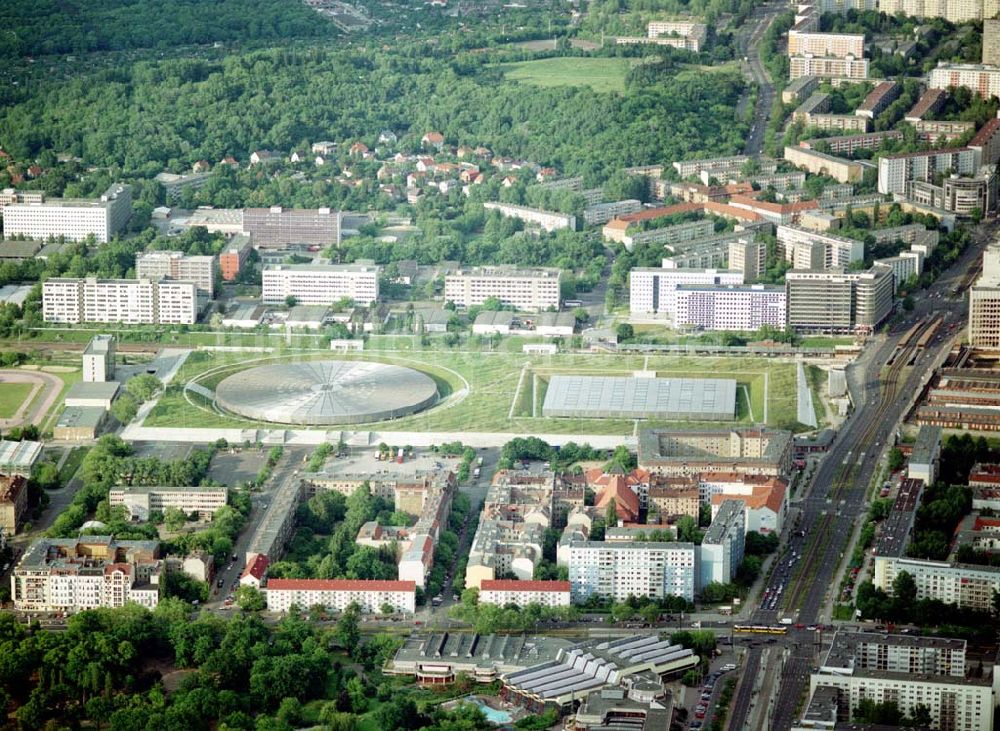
{"left": 542, "top": 376, "right": 736, "bottom": 421}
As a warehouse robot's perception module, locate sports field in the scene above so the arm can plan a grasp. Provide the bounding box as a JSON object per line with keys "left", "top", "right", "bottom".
{"left": 0, "top": 383, "right": 33, "bottom": 419}
{"left": 501, "top": 57, "right": 634, "bottom": 93}
{"left": 143, "top": 349, "right": 821, "bottom": 436}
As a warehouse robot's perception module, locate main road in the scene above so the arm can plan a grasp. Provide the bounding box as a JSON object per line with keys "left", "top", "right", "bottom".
{"left": 727, "top": 222, "right": 993, "bottom": 730}
{"left": 738, "top": 0, "right": 784, "bottom": 156}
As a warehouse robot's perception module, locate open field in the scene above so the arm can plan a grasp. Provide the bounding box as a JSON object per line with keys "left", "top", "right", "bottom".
{"left": 144, "top": 349, "right": 820, "bottom": 435}
{"left": 500, "top": 57, "right": 634, "bottom": 93}
{"left": 0, "top": 382, "right": 33, "bottom": 418}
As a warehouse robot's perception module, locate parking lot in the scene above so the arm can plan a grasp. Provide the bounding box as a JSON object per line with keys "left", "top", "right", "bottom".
{"left": 208, "top": 449, "right": 268, "bottom": 485}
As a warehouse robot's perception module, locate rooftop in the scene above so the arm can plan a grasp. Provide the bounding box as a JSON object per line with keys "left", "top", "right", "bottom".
{"left": 264, "top": 263, "right": 379, "bottom": 274}
{"left": 873, "top": 477, "right": 922, "bottom": 558}
{"left": 267, "top": 578, "right": 415, "bottom": 592}
{"left": 480, "top": 579, "right": 571, "bottom": 592}
{"left": 391, "top": 632, "right": 572, "bottom": 673}
{"left": 448, "top": 266, "right": 561, "bottom": 279}
{"left": 910, "top": 425, "right": 942, "bottom": 466}
{"left": 703, "top": 499, "right": 744, "bottom": 544}
{"left": 56, "top": 406, "right": 105, "bottom": 429}
{"left": 83, "top": 334, "right": 114, "bottom": 355}
{"left": 0, "top": 440, "right": 43, "bottom": 468}
{"left": 65, "top": 381, "right": 120, "bottom": 401}
{"left": 543, "top": 376, "right": 737, "bottom": 421}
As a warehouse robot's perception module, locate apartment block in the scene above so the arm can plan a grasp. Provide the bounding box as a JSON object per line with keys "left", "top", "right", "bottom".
{"left": 108, "top": 485, "right": 229, "bottom": 521}
{"left": 647, "top": 21, "right": 708, "bottom": 52}
{"left": 727, "top": 239, "right": 766, "bottom": 281}
{"left": 82, "top": 334, "right": 115, "bottom": 383}
{"left": 907, "top": 169, "right": 997, "bottom": 217}
{"left": 874, "top": 252, "right": 923, "bottom": 291}
{"left": 777, "top": 225, "right": 864, "bottom": 269}
{"left": 809, "top": 0, "right": 877, "bottom": 11}
{"left": 708, "top": 476, "right": 788, "bottom": 535}
{"left": 445, "top": 266, "right": 561, "bottom": 311}
{"left": 913, "top": 119, "right": 975, "bottom": 144}
{"left": 262, "top": 263, "right": 379, "bottom": 307}
{"left": 797, "top": 630, "right": 992, "bottom": 731}
{"left": 629, "top": 267, "right": 744, "bottom": 315}
{"left": 638, "top": 427, "right": 793, "bottom": 478}
{"left": 243, "top": 206, "right": 341, "bottom": 249}
{"left": 583, "top": 199, "right": 642, "bottom": 226}
{"left": 154, "top": 171, "right": 212, "bottom": 203}
{"left": 618, "top": 219, "right": 717, "bottom": 252}
{"left": 877, "top": 147, "right": 978, "bottom": 195}
{"left": 568, "top": 541, "right": 697, "bottom": 602}
{"left": 265, "top": 578, "right": 416, "bottom": 614}
{"left": 785, "top": 266, "right": 893, "bottom": 333}
{"left": 880, "top": 0, "right": 997, "bottom": 22}
{"left": 0, "top": 475, "right": 28, "bottom": 536}
{"left": 874, "top": 554, "right": 1000, "bottom": 613}
{"left": 782, "top": 75, "right": 820, "bottom": 104}
{"left": 783, "top": 146, "right": 864, "bottom": 184}
{"left": 905, "top": 88, "right": 947, "bottom": 123}
{"left": 483, "top": 202, "right": 576, "bottom": 232}
{"left": 218, "top": 234, "right": 252, "bottom": 281}
{"left": 699, "top": 499, "right": 745, "bottom": 588}
{"left": 11, "top": 536, "right": 161, "bottom": 613}
{"left": 43, "top": 277, "right": 197, "bottom": 325}
{"left": 985, "top": 18, "right": 1000, "bottom": 67}
{"left": 856, "top": 81, "right": 901, "bottom": 119}
{"left": 478, "top": 579, "right": 571, "bottom": 608}
{"left": 969, "top": 117, "right": 1000, "bottom": 168}
{"left": 0, "top": 188, "right": 44, "bottom": 213}
{"left": 807, "top": 113, "right": 871, "bottom": 133}
{"left": 928, "top": 63, "right": 1000, "bottom": 101}
{"left": 672, "top": 156, "right": 753, "bottom": 179}
{"left": 789, "top": 55, "right": 869, "bottom": 81}
{"left": 670, "top": 284, "right": 787, "bottom": 332}
{"left": 136, "top": 250, "right": 216, "bottom": 297}
{"left": 787, "top": 31, "right": 864, "bottom": 59}
{"left": 2, "top": 183, "right": 132, "bottom": 243}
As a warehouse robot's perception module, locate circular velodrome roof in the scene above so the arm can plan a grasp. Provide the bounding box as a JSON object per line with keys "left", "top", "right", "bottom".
{"left": 214, "top": 360, "right": 438, "bottom": 425}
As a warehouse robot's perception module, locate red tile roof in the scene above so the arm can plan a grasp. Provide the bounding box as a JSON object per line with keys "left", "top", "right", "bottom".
{"left": 729, "top": 194, "right": 819, "bottom": 214}
{"left": 970, "top": 117, "right": 1000, "bottom": 147}
{"left": 618, "top": 202, "right": 702, "bottom": 223}
{"left": 241, "top": 553, "right": 270, "bottom": 580}
{"left": 702, "top": 200, "right": 763, "bottom": 222}
{"left": 480, "top": 580, "right": 571, "bottom": 592}
{"left": 595, "top": 476, "right": 641, "bottom": 523}
{"left": 267, "top": 579, "right": 416, "bottom": 592}
{"left": 710, "top": 480, "right": 786, "bottom": 514}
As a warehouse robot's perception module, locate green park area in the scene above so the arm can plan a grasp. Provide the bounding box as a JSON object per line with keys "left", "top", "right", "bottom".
{"left": 144, "top": 348, "right": 821, "bottom": 435}
{"left": 0, "top": 382, "right": 33, "bottom": 419}
{"left": 500, "top": 57, "right": 634, "bottom": 93}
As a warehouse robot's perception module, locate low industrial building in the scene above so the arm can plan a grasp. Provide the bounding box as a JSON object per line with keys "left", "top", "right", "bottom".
{"left": 64, "top": 381, "right": 120, "bottom": 411}
{"left": 54, "top": 406, "right": 108, "bottom": 441}
{"left": 541, "top": 375, "right": 737, "bottom": 421}
{"left": 0, "top": 440, "right": 42, "bottom": 477}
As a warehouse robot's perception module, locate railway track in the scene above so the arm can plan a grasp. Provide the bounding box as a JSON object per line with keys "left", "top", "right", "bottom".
{"left": 780, "top": 318, "right": 933, "bottom": 612}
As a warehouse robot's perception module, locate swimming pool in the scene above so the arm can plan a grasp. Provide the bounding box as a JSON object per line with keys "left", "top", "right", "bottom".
{"left": 466, "top": 697, "right": 512, "bottom": 725}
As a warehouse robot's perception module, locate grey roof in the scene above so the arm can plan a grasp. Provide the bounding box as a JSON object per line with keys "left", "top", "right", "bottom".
{"left": 0, "top": 440, "right": 42, "bottom": 468}
{"left": 0, "top": 240, "right": 42, "bottom": 259}
{"left": 83, "top": 334, "right": 114, "bottom": 355}
{"left": 542, "top": 376, "right": 736, "bottom": 421}
{"left": 873, "top": 478, "right": 922, "bottom": 558}
{"left": 474, "top": 310, "right": 516, "bottom": 326}
{"left": 532, "top": 311, "right": 576, "bottom": 328}
{"left": 214, "top": 359, "right": 438, "bottom": 425}
{"left": 703, "top": 499, "right": 744, "bottom": 544}
{"left": 65, "top": 381, "right": 120, "bottom": 401}
{"left": 286, "top": 305, "right": 330, "bottom": 322}
{"left": 57, "top": 406, "right": 106, "bottom": 429}
{"left": 910, "top": 424, "right": 942, "bottom": 465}
{"left": 391, "top": 633, "right": 571, "bottom": 674}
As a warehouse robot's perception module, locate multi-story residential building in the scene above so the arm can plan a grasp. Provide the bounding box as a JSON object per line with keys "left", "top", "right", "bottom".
{"left": 646, "top": 20, "right": 708, "bottom": 51}
{"left": 629, "top": 267, "right": 744, "bottom": 315}
{"left": 108, "top": 485, "right": 229, "bottom": 521}
{"left": 783, "top": 146, "right": 865, "bottom": 184}
{"left": 777, "top": 225, "right": 865, "bottom": 269}
{"left": 706, "top": 474, "right": 788, "bottom": 535}
{"left": 672, "top": 156, "right": 754, "bottom": 179}
{"left": 787, "top": 31, "right": 864, "bottom": 59}
{"left": 905, "top": 88, "right": 947, "bottom": 123}
{"left": 478, "top": 579, "right": 571, "bottom": 608}
{"left": 638, "top": 427, "right": 793, "bottom": 478}
{"left": 906, "top": 166, "right": 998, "bottom": 216}
{"left": 928, "top": 63, "right": 1000, "bottom": 101}
{"left": 261, "top": 263, "right": 379, "bottom": 307}
{"left": 874, "top": 251, "right": 923, "bottom": 291}
{"left": 567, "top": 541, "right": 697, "bottom": 602}
{"left": 670, "top": 284, "right": 787, "bottom": 331}
{"left": 800, "top": 130, "right": 903, "bottom": 155}
{"left": 136, "top": 250, "right": 217, "bottom": 297}
{"left": 785, "top": 266, "right": 894, "bottom": 333}
{"left": 699, "top": 499, "right": 745, "bottom": 588}
{"left": 782, "top": 75, "right": 820, "bottom": 104}
{"left": 874, "top": 554, "right": 1000, "bottom": 612}
{"left": 968, "top": 243, "right": 1000, "bottom": 347}
{"left": 43, "top": 278, "right": 197, "bottom": 325}
{"left": 855, "top": 80, "right": 902, "bottom": 119}
{"left": 11, "top": 536, "right": 161, "bottom": 613}
{"left": 792, "top": 92, "right": 831, "bottom": 124}
{"left": 615, "top": 219, "right": 718, "bottom": 251}
{"left": 789, "top": 54, "right": 869, "bottom": 80}
{"left": 881, "top": 0, "right": 997, "bottom": 23}
{"left": 647, "top": 480, "right": 701, "bottom": 520}
{"left": 798, "top": 630, "right": 993, "bottom": 731}
{"left": 969, "top": 117, "right": 1000, "bottom": 168}
{"left": 582, "top": 199, "right": 642, "bottom": 226}
{"left": 0, "top": 475, "right": 28, "bottom": 536}
{"left": 985, "top": 18, "right": 1000, "bottom": 66}
{"left": 218, "top": 234, "right": 252, "bottom": 281}
{"left": 265, "top": 578, "right": 416, "bottom": 614}
{"left": 810, "top": 0, "right": 877, "bottom": 13}
{"left": 914, "top": 118, "right": 976, "bottom": 143}
{"left": 243, "top": 206, "right": 341, "bottom": 249}
{"left": 2, "top": 183, "right": 132, "bottom": 243}
{"left": 727, "top": 239, "right": 766, "bottom": 281}
{"left": 483, "top": 202, "right": 576, "bottom": 232}
{"left": 660, "top": 232, "right": 754, "bottom": 270}
{"left": 445, "top": 267, "right": 561, "bottom": 311}
{"left": 82, "top": 334, "right": 115, "bottom": 383}
{"left": 806, "top": 113, "right": 871, "bottom": 133}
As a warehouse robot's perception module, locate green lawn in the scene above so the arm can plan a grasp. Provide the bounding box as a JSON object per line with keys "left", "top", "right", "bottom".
{"left": 144, "top": 349, "right": 818, "bottom": 435}
{"left": 500, "top": 57, "right": 634, "bottom": 93}
{"left": 0, "top": 382, "right": 33, "bottom": 418}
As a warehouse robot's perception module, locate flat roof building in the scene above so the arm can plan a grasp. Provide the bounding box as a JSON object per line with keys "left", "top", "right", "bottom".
{"left": 262, "top": 263, "right": 379, "bottom": 307}
{"left": 219, "top": 234, "right": 252, "bottom": 281}
{"left": 483, "top": 202, "right": 576, "bottom": 232}
{"left": 479, "top": 579, "right": 571, "bottom": 608}
{"left": 265, "top": 578, "right": 416, "bottom": 614}
{"left": 109, "top": 485, "right": 229, "bottom": 522}
{"left": 43, "top": 277, "right": 197, "bottom": 325}
{"left": 243, "top": 206, "right": 341, "bottom": 249}
{"left": 82, "top": 334, "right": 115, "bottom": 383}
{"left": 785, "top": 266, "right": 894, "bottom": 334}
{"left": 2, "top": 183, "right": 132, "bottom": 243}
{"left": 0, "top": 440, "right": 42, "bottom": 477}
{"left": 542, "top": 376, "right": 737, "bottom": 421}
{"left": 700, "top": 499, "right": 745, "bottom": 589}
{"left": 445, "top": 267, "right": 561, "bottom": 312}
{"left": 638, "top": 427, "right": 793, "bottom": 477}
{"left": 136, "top": 250, "right": 217, "bottom": 298}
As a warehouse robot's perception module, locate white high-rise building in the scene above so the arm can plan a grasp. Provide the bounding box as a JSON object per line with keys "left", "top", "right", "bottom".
{"left": 265, "top": 579, "right": 416, "bottom": 614}
{"left": 671, "top": 284, "right": 787, "bottom": 332}
{"left": 629, "top": 267, "right": 744, "bottom": 315}
{"left": 787, "top": 31, "right": 864, "bottom": 58}
{"left": 777, "top": 225, "right": 865, "bottom": 270}
{"left": 968, "top": 243, "right": 1000, "bottom": 348}
{"left": 261, "top": 264, "right": 380, "bottom": 307}
{"left": 43, "top": 278, "right": 197, "bottom": 325}
{"left": 699, "top": 499, "right": 745, "bottom": 588}
{"left": 445, "top": 267, "right": 561, "bottom": 311}
{"left": 2, "top": 184, "right": 132, "bottom": 243}
{"left": 878, "top": 147, "right": 979, "bottom": 196}
{"left": 880, "top": 0, "right": 998, "bottom": 23}
{"left": 82, "top": 334, "right": 115, "bottom": 383}
{"left": 567, "top": 541, "right": 697, "bottom": 602}
{"left": 136, "top": 250, "right": 217, "bottom": 298}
